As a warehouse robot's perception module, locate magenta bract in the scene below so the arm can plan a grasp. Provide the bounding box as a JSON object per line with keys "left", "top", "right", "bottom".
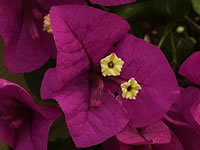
{"left": 103, "top": 121, "right": 184, "bottom": 150}
{"left": 116, "top": 121, "right": 171, "bottom": 145}
{"left": 179, "top": 51, "right": 200, "bottom": 85}
{"left": 0, "top": 79, "right": 61, "bottom": 150}
{"left": 167, "top": 51, "right": 200, "bottom": 134}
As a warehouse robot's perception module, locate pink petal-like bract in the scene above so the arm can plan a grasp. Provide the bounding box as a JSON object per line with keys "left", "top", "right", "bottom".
{"left": 0, "top": 79, "right": 61, "bottom": 150}
{"left": 116, "top": 121, "right": 171, "bottom": 145}
{"left": 115, "top": 34, "right": 179, "bottom": 127}
{"left": 179, "top": 51, "right": 200, "bottom": 86}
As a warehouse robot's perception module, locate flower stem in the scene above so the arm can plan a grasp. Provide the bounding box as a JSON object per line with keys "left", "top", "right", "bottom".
{"left": 170, "top": 32, "right": 177, "bottom": 71}
{"left": 158, "top": 25, "right": 171, "bottom": 48}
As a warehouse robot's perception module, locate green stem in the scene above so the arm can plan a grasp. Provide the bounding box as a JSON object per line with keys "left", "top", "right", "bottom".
{"left": 158, "top": 26, "right": 171, "bottom": 48}
{"left": 184, "top": 16, "right": 200, "bottom": 34}
{"left": 170, "top": 32, "right": 177, "bottom": 71}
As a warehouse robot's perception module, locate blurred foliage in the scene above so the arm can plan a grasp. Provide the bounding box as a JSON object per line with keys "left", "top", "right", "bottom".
{"left": 48, "top": 116, "right": 70, "bottom": 141}
{"left": 24, "top": 59, "right": 58, "bottom": 106}
{"left": 0, "top": 141, "right": 9, "bottom": 150}
{"left": 191, "top": 0, "right": 200, "bottom": 15}
{"left": 108, "top": 0, "right": 191, "bottom": 23}
{"left": 1, "top": 0, "right": 200, "bottom": 149}
{"left": 24, "top": 59, "right": 56, "bottom": 99}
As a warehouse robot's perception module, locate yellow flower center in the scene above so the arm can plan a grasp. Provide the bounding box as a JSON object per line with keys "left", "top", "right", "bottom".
{"left": 100, "top": 53, "right": 124, "bottom": 76}
{"left": 121, "top": 78, "right": 141, "bottom": 100}
{"left": 43, "top": 14, "right": 52, "bottom": 33}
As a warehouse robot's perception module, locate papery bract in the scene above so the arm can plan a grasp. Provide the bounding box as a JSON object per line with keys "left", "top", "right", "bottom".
{"left": 116, "top": 132, "right": 184, "bottom": 150}
{"left": 116, "top": 121, "right": 171, "bottom": 145}
{"left": 167, "top": 51, "right": 200, "bottom": 133}
{"left": 0, "top": 79, "right": 61, "bottom": 150}
{"left": 114, "top": 34, "right": 179, "bottom": 127}
{"left": 0, "top": 0, "right": 85, "bottom": 73}
{"left": 42, "top": 5, "right": 130, "bottom": 147}
{"left": 103, "top": 121, "right": 184, "bottom": 150}
{"left": 179, "top": 51, "right": 200, "bottom": 85}
{"left": 179, "top": 51, "right": 200, "bottom": 127}
{"left": 163, "top": 51, "right": 200, "bottom": 150}
{"left": 168, "top": 87, "right": 200, "bottom": 133}
{"left": 41, "top": 5, "right": 179, "bottom": 147}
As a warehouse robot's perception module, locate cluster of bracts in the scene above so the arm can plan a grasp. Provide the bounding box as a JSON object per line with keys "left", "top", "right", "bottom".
{"left": 0, "top": 0, "right": 199, "bottom": 150}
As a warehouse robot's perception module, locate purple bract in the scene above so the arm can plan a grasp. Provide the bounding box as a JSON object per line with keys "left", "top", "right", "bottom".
{"left": 103, "top": 121, "right": 185, "bottom": 150}
{"left": 0, "top": 78, "right": 61, "bottom": 150}
{"left": 167, "top": 51, "right": 200, "bottom": 134}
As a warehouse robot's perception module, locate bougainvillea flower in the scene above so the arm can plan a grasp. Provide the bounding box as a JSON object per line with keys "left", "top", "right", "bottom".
{"left": 103, "top": 121, "right": 184, "bottom": 150}
{"left": 89, "top": 0, "right": 136, "bottom": 6}
{"left": 166, "top": 51, "right": 200, "bottom": 133}
{"left": 0, "top": 78, "right": 61, "bottom": 150}
{"left": 40, "top": 5, "right": 179, "bottom": 147}
{"left": 0, "top": 0, "right": 85, "bottom": 73}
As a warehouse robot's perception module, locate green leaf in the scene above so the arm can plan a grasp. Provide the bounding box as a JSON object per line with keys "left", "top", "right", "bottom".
{"left": 24, "top": 59, "right": 56, "bottom": 99}
{"left": 176, "top": 37, "right": 195, "bottom": 66}
{"left": 109, "top": 0, "right": 191, "bottom": 23}
{"left": 193, "top": 38, "right": 200, "bottom": 50}
{"left": 191, "top": 0, "right": 200, "bottom": 15}
{"left": 0, "top": 141, "right": 9, "bottom": 150}
{"left": 48, "top": 116, "right": 70, "bottom": 141}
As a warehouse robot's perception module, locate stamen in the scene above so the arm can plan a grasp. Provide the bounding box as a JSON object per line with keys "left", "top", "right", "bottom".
{"left": 100, "top": 53, "right": 124, "bottom": 77}
{"left": 10, "top": 119, "right": 23, "bottom": 128}
{"left": 32, "top": 7, "right": 42, "bottom": 19}
{"left": 90, "top": 77, "right": 104, "bottom": 108}
{"left": 43, "top": 14, "right": 52, "bottom": 34}
{"left": 29, "top": 20, "right": 40, "bottom": 39}
{"left": 121, "top": 78, "right": 141, "bottom": 100}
